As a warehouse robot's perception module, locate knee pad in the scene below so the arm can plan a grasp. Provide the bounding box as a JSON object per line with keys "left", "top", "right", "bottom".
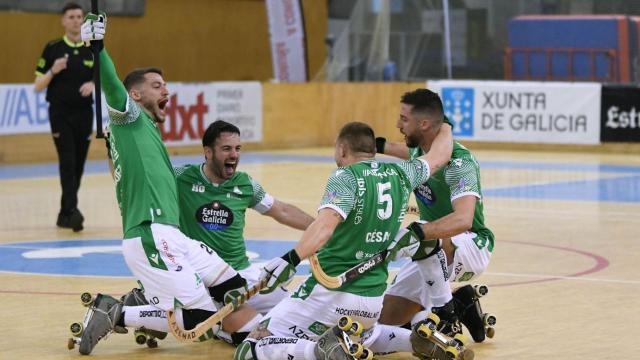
{"left": 234, "top": 339, "right": 258, "bottom": 360}
{"left": 209, "top": 273, "right": 248, "bottom": 306}
{"left": 181, "top": 308, "right": 215, "bottom": 330}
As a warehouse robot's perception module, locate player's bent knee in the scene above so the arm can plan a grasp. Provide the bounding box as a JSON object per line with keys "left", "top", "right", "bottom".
{"left": 234, "top": 339, "right": 258, "bottom": 360}
{"left": 209, "top": 273, "right": 248, "bottom": 305}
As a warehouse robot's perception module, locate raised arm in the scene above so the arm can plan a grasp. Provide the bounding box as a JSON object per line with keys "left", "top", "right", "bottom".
{"left": 99, "top": 49, "right": 127, "bottom": 112}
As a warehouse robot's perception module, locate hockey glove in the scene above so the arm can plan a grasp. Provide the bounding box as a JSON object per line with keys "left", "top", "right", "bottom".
{"left": 260, "top": 249, "right": 300, "bottom": 294}
{"left": 81, "top": 13, "right": 107, "bottom": 46}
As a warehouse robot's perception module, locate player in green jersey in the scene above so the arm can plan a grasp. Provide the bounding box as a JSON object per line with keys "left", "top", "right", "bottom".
{"left": 174, "top": 120, "right": 315, "bottom": 344}
{"left": 75, "top": 14, "right": 259, "bottom": 355}
{"left": 376, "top": 88, "right": 495, "bottom": 343}
{"left": 233, "top": 122, "right": 468, "bottom": 360}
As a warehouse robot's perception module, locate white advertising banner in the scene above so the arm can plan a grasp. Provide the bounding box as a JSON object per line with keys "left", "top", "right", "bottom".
{"left": 428, "top": 80, "right": 601, "bottom": 144}
{"left": 0, "top": 82, "right": 263, "bottom": 146}
{"left": 159, "top": 82, "right": 263, "bottom": 146}
{"left": 265, "top": 0, "right": 308, "bottom": 82}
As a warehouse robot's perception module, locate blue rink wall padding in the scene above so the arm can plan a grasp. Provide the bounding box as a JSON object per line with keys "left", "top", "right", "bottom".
{"left": 508, "top": 15, "right": 633, "bottom": 81}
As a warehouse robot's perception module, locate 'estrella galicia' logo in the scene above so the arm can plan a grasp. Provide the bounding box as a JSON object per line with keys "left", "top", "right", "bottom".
{"left": 442, "top": 87, "right": 474, "bottom": 137}
{"left": 196, "top": 201, "right": 234, "bottom": 231}
{"left": 414, "top": 183, "right": 435, "bottom": 206}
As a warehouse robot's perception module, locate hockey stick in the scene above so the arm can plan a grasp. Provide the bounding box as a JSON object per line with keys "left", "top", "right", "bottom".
{"left": 309, "top": 205, "right": 421, "bottom": 289}
{"left": 167, "top": 278, "right": 267, "bottom": 343}
{"left": 91, "top": 0, "right": 104, "bottom": 138}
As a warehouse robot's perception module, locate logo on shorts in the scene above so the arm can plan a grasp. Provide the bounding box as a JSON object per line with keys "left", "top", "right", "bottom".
{"left": 196, "top": 201, "right": 234, "bottom": 231}
{"left": 414, "top": 183, "right": 435, "bottom": 206}
{"left": 308, "top": 321, "right": 329, "bottom": 336}
{"left": 458, "top": 272, "right": 475, "bottom": 282}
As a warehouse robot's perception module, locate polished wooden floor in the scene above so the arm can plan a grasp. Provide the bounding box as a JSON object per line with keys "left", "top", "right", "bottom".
{"left": 1, "top": 147, "right": 639, "bottom": 359}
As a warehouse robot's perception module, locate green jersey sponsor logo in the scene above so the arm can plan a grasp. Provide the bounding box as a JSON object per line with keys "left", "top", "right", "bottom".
{"left": 196, "top": 201, "right": 234, "bottom": 231}
{"left": 308, "top": 322, "right": 329, "bottom": 336}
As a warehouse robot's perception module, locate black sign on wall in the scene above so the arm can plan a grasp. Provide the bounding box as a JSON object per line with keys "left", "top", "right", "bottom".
{"left": 601, "top": 85, "right": 640, "bottom": 142}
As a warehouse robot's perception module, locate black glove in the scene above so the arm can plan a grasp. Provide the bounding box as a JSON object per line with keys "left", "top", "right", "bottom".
{"left": 408, "top": 221, "right": 425, "bottom": 241}
{"left": 375, "top": 137, "right": 386, "bottom": 154}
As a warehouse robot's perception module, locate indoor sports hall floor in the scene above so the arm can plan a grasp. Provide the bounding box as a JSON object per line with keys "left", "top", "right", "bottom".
{"left": 1, "top": 147, "right": 638, "bottom": 359}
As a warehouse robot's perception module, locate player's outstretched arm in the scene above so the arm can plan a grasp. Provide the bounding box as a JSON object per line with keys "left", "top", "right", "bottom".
{"left": 293, "top": 208, "right": 341, "bottom": 259}
{"left": 264, "top": 199, "right": 314, "bottom": 231}
{"left": 375, "top": 137, "right": 411, "bottom": 160}
{"left": 417, "top": 123, "right": 453, "bottom": 175}
{"left": 81, "top": 13, "right": 127, "bottom": 112}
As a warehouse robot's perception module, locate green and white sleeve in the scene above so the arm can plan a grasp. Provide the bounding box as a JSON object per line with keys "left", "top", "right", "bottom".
{"left": 249, "top": 176, "right": 274, "bottom": 214}
{"left": 318, "top": 168, "right": 358, "bottom": 219}
{"left": 99, "top": 49, "right": 139, "bottom": 125}
{"left": 445, "top": 157, "right": 481, "bottom": 201}
{"left": 398, "top": 159, "right": 431, "bottom": 190}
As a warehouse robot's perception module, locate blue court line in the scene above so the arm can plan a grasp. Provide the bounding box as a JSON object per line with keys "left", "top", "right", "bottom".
{"left": 3, "top": 152, "right": 640, "bottom": 180}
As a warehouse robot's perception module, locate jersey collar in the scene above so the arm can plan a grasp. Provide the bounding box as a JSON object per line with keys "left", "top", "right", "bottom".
{"left": 63, "top": 35, "right": 84, "bottom": 48}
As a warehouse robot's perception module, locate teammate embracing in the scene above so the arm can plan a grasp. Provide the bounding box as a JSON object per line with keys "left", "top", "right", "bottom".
{"left": 377, "top": 88, "right": 496, "bottom": 344}
{"left": 233, "top": 121, "right": 463, "bottom": 360}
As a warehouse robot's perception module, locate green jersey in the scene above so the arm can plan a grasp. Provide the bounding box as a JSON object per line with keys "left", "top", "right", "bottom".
{"left": 410, "top": 142, "right": 494, "bottom": 251}
{"left": 175, "top": 164, "right": 271, "bottom": 270}
{"left": 305, "top": 159, "right": 431, "bottom": 297}
{"left": 101, "top": 50, "right": 179, "bottom": 237}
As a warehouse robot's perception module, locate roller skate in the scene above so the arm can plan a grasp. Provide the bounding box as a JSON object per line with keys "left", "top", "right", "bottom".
{"left": 314, "top": 316, "right": 373, "bottom": 360}
{"left": 452, "top": 285, "right": 496, "bottom": 343}
{"left": 67, "top": 292, "right": 124, "bottom": 355}
{"left": 430, "top": 299, "right": 462, "bottom": 337}
{"left": 121, "top": 288, "right": 167, "bottom": 348}
{"left": 411, "top": 313, "right": 474, "bottom": 360}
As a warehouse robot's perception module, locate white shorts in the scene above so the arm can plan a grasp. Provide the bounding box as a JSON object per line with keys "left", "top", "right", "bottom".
{"left": 122, "top": 223, "right": 236, "bottom": 311}
{"left": 263, "top": 278, "right": 384, "bottom": 340}
{"left": 239, "top": 264, "right": 288, "bottom": 315}
{"left": 386, "top": 231, "right": 491, "bottom": 308}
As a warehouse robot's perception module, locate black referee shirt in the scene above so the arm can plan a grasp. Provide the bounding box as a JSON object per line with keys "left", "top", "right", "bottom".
{"left": 35, "top": 35, "right": 94, "bottom": 108}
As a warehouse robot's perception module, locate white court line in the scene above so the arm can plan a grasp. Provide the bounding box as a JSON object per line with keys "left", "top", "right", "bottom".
{"left": 484, "top": 271, "right": 640, "bottom": 285}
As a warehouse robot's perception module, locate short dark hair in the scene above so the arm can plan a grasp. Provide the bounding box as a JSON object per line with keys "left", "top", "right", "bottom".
{"left": 62, "top": 2, "right": 83, "bottom": 14}
{"left": 123, "top": 68, "right": 164, "bottom": 91}
{"left": 337, "top": 122, "right": 376, "bottom": 155}
{"left": 202, "top": 120, "right": 241, "bottom": 147}
{"left": 401, "top": 88, "right": 444, "bottom": 126}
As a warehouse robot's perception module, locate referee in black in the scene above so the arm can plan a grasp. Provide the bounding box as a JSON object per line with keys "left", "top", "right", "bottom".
{"left": 34, "top": 2, "right": 94, "bottom": 232}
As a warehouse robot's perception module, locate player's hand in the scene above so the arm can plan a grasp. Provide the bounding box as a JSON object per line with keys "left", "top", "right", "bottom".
{"left": 81, "top": 13, "right": 107, "bottom": 45}
{"left": 51, "top": 54, "right": 68, "bottom": 75}
{"left": 387, "top": 220, "right": 427, "bottom": 261}
{"left": 79, "top": 81, "right": 94, "bottom": 97}
{"left": 259, "top": 249, "right": 301, "bottom": 294}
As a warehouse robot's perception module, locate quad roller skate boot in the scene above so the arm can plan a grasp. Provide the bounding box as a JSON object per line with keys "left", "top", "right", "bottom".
{"left": 453, "top": 284, "right": 496, "bottom": 343}
{"left": 314, "top": 316, "right": 373, "bottom": 360}
{"left": 411, "top": 313, "right": 474, "bottom": 360}
{"left": 121, "top": 287, "right": 167, "bottom": 348}
{"left": 430, "top": 299, "right": 462, "bottom": 337}
{"left": 67, "top": 292, "right": 124, "bottom": 355}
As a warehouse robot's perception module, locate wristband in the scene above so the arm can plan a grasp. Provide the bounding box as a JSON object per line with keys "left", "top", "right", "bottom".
{"left": 281, "top": 249, "right": 301, "bottom": 267}
{"left": 408, "top": 222, "right": 425, "bottom": 241}
{"left": 375, "top": 137, "right": 386, "bottom": 154}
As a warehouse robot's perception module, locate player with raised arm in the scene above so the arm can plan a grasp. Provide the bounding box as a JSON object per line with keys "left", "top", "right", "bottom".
{"left": 377, "top": 88, "right": 496, "bottom": 343}
{"left": 233, "top": 122, "right": 472, "bottom": 360}
{"left": 69, "top": 14, "right": 257, "bottom": 355}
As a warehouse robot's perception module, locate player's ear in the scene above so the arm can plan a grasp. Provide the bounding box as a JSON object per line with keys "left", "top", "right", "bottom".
{"left": 203, "top": 146, "right": 213, "bottom": 161}
{"left": 129, "top": 88, "right": 141, "bottom": 101}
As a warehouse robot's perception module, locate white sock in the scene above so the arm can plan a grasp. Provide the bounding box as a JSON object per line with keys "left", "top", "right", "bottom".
{"left": 254, "top": 336, "right": 316, "bottom": 360}
{"left": 123, "top": 305, "right": 169, "bottom": 332}
{"left": 411, "top": 310, "right": 429, "bottom": 327}
{"left": 415, "top": 249, "right": 453, "bottom": 307}
{"left": 362, "top": 324, "right": 412, "bottom": 353}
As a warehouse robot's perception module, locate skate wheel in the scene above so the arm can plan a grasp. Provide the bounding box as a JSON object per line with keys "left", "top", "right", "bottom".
{"left": 427, "top": 312, "right": 440, "bottom": 326}
{"left": 416, "top": 323, "right": 433, "bottom": 339}
{"left": 146, "top": 338, "right": 158, "bottom": 348}
{"left": 445, "top": 346, "right": 459, "bottom": 359}
{"left": 486, "top": 327, "right": 495, "bottom": 339}
{"left": 70, "top": 322, "right": 83, "bottom": 336}
{"left": 338, "top": 316, "right": 353, "bottom": 332}
{"left": 462, "top": 349, "right": 475, "bottom": 360}
{"left": 453, "top": 333, "right": 467, "bottom": 347}
{"left": 349, "top": 321, "right": 364, "bottom": 336}
{"left": 474, "top": 285, "right": 488, "bottom": 297}
{"left": 483, "top": 313, "right": 497, "bottom": 326}
{"left": 67, "top": 338, "right": 75, "bottom": 350}
{"left": 348, "top": 343, "right": 364, "bottom": 358}
{"left": 134, "top": 330, "right": 148, "bottom": 345}
{"left": 80, "top": 292, "right": 93, "bottom": 307}
{"left": 359, "top": 348, "right": 373, "bottom": 360}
